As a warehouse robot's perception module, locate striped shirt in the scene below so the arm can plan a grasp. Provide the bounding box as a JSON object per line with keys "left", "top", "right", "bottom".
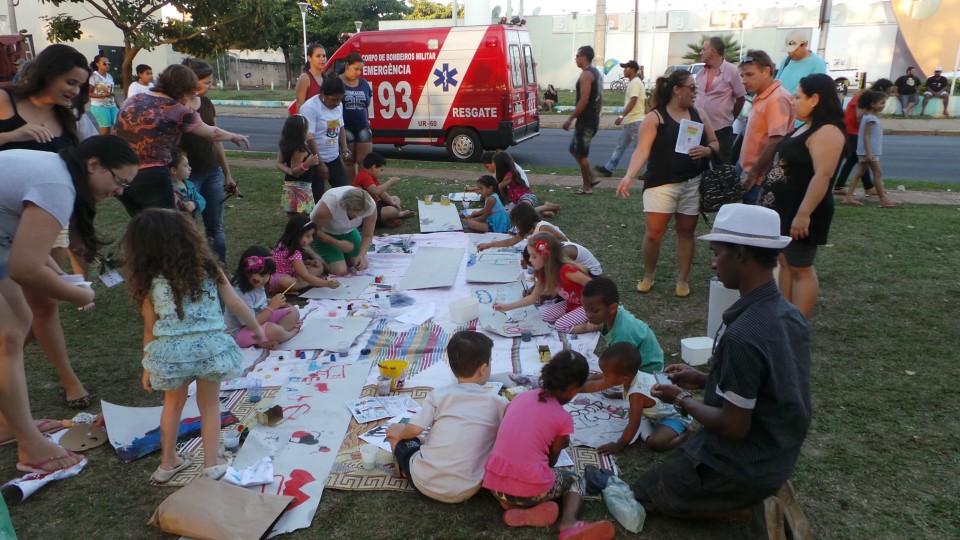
{"left": 684, "top": 281, "right": 812, "bottom": 490}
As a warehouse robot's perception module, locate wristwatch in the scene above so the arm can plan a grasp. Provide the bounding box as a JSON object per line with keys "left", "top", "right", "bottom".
{"left": 617, "top": 115, "right": 623, "bottom": 120}
{"left": 673, "top": 391, "right": 693, "bottom": 417}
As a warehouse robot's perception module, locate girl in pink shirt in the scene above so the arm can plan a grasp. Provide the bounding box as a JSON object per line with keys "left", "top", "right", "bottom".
{"left": 483, "top": 351, "right": 614, "bottom": 540}
{"left": 268, "top": 213, "right": 340, "bottom": 294}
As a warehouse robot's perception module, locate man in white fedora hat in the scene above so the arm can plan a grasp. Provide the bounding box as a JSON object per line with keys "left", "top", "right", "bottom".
{"left": 633, "top": 204, "right": 812, "bottom": 537}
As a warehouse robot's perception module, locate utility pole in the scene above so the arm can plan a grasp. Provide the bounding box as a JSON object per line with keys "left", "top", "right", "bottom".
{"left": 594, "top": 0, "right": 607, "bottom": 70}
{"left": 633, "top": 0, "right": 639, "bottom": 62}
{"left": 6, "top": 0, "right": 18, "bottom": 34}
{"left": 816, "top": 0, "right": 832, "bottom": 59}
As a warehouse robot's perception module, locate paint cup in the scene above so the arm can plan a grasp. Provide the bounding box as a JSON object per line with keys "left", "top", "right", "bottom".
{"left": 440, "top": 195, "right": 450, "bottom": 206}
{"left": 223, "top": 430, "right": 241, "bottom": 453}
{"left": 461, "top": 200, "right": 470, "bottom": 211}
{"left": 328, "top": 307, "right": 338, "bottom": 318}
{"left": 248, "top": 380, "right": 262, "bottom": 403}
{"left": 377, "top": 375, "right": 392, "bottom": 396}
{"left": 338, "top": 340, "right": 350, "bottom": 357}
{"left": 378, "top": 360, "right": 409, "bottom": 391}
{"left": 359, "top": 444, "right": 379, "bottom": 470}
{"left": 424, "top": 194, "right": 433, "bottom": 205}
{"left": 520, "top": 324, "right": 533, "bottom": 342}
{"left": 402, "top": 236, "right": 412, "bottom": 249}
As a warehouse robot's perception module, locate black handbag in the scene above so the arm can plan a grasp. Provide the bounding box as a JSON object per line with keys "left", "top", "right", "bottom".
{"left": 700, "top": 155, "right": 742, "bottom": 214}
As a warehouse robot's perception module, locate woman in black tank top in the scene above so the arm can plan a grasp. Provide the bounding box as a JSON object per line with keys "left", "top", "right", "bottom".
{"left": 615, "top": 71, "right": 719, "bottom": 298}
{"left": 759, "top": 73, "right": 844, "bottom": 317}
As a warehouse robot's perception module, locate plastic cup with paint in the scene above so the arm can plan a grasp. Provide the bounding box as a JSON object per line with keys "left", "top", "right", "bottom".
{"left": 359, "top": 444, "right": 379, "bottom": 470}
{"left": 461, "top": 200, "right": 470, "bottom": 211}
{"left": 337, "top": 340, "right": 350, "bottom": 357}
{"left": 223, "top": 430, "right": 241, "bottom": 453}
{"left": 520, "top": 324, "right": 533, "bottom": 342}
{"left": 440, "top": 194, "right": 450, "bottom": 206}
{"left": 424, "top": 194, "right": 433, "bottom": 205}
{"left": 328, "top": 307, "right": 338, "bottom": 318}
{"left": 376, "top": 375, "right": 392, "bottom": 396}
{"left": 401, "top": 236, "right": 412, "bottom": 249}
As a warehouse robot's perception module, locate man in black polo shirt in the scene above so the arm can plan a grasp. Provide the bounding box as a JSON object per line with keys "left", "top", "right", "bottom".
{"left": 922, "top": 67, "right": 950, "bottom": 117}
{"left": 895, "top": 67, "right": 922, "bottom": 116}
{"left": 633, "top": 203, "right": 812, "bottom": 534}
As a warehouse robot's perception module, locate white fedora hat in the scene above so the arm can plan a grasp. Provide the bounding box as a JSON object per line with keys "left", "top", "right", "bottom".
{"left": 698, "top": 204, "right": 792, "bottom": 249}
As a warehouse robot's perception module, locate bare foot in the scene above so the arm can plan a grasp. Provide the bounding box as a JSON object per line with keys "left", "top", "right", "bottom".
{"left": 399, "top": 210, "right": 416, "bottom": 219}
{"left": 257, "top": 340, "right": 280, "bottom": 350}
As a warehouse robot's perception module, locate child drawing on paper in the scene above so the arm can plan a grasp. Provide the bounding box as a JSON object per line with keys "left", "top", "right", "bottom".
{"left": 352, "top": 152, "right": 416, "bottom": 228}
{"left": 269, "top": 213, "right": 340, "bottom": 294}
{"left": 274, "top": 114, "right": 321, "bottom": 215}
{"left": 577, "top": 277, "right": 663, "bottom": 369}
{"left": 482, "top": 350, "right": 615, "bottom": 539}
{"left": 385, "top": 331, "right": 507, "bottom": 503}
{"left": 493, "top": 233, "right": 593, "bottom": 333}
{"left": 461, "top": 175, "right": 511, "bottom": 233}
{"left": 168, "top": 148, "right": 205, "bottom": 218}
{"left": 225, "top": 246, "right": 302, "bottom": 349}
{"left": 123, "top": 209, "right": 266, "bottom": 483}
{"left": 579, "top": 343, "right": 690, "bottom": 454}
{"left": 476, "top": 202, "right": 567, "bottom": 252}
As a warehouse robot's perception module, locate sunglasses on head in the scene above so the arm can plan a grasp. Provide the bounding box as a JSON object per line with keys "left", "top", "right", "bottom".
{"left": 740, "top": 56, "right": 756, "bottom": 64}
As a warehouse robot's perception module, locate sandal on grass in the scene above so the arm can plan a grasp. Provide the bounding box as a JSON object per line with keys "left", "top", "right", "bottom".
{"left": 558, "top": 520, "right": 616, "bottom": 540}
{"left": 573, "top": 189, "right": 593, "bottom": 195}
{"left": 64, "top": 392, "right": 93, "bottom": 410}
{"left": 150, "top": 454, "right": 192, "bottom": 484}
{"left": 0, "top": 419, "right": 66, "bottom": 446}
{"left": 17, "top": 449, "right": 84, "bottom": 475}
{"left": 502, "top": 501, "right": 558, "bottom": 528}
{"left": 840, "top": 200, "right": 864, "bottom": 206}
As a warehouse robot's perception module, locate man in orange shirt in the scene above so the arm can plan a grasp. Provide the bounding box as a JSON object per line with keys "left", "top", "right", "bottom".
{"left": 737, "top": 50, "right": 795, "bottom": 204}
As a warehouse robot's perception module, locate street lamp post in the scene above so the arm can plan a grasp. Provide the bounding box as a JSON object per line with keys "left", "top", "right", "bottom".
{"left": 297, "top": 2, "right": 309, "bottom": 63}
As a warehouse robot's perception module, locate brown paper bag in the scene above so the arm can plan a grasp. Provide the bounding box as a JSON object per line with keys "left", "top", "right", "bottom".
{"left": 148, "top": 476, "right": 294, "bottom": 540}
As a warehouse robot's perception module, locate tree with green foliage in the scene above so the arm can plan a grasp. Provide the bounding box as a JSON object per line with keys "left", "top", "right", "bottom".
{"left": 41, "top": 0, "right": 272, "bottom": 90}
{"left": 406, "top": 0, "right": 463, "bottom": 20}
{"left": 314, "top": 0, "right": 411, "bottom": 48}
{"left": 682, "top": 34, "right": 742, "bottom": 64}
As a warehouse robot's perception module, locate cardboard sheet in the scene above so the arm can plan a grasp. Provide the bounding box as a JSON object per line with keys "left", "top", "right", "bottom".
{"left": 279, "top": 316, "right": 372, "bottom": 351}
{"left": 417, "top": 200, "right": 463, "bottom": 233}
{"left": 298, "top": 275, "right": 374, "bottom": 300}
{"left": 466, "top": 250, "right": 522, "bottom": 283}
{"left": 396, "top": 247, "right": 464, "bottom": 290}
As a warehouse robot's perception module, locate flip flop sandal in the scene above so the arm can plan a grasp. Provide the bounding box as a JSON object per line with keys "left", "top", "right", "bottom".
{"left": 0, "top": 419, "right": 65, "bottom": 446}
{"left": 17, "top": 449, "right": 84, "bottom": 474}
{"left": 558, "top": 520, "right": 616, "bottom": 540}
{"left": 590, "top": 179, "right": 602, "bottom": 187}
{"left": 573, "top": 189, "right": 593, "bottom": 195}
{"left": 503, "top": 501, "right": 559, "bottom": 527}
{"left": 840, "top": 200, "right": 864, "bottom": 206}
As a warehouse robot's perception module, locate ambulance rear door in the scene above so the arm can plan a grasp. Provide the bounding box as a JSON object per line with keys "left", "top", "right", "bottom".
{"left": 504, "top": 27, "right": 540, "bottom": 144}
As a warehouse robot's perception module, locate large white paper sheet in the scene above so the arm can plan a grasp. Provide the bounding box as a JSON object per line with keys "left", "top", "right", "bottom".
{"left": 298, "top": 275, "right": 374, "bottom": 300}
{"left": 475, "top": 282, "right": 552, "bottom": 337}
{"left": 280, "top": 316, "right": 372, "bottom": 351}
{"left": 418, "top": 200, "right": 463, "bottom": 233}
{"left": 396, "top": 247, "right": 464, "bottom": 290}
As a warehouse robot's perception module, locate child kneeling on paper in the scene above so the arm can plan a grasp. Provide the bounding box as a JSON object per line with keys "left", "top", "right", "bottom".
{"left": 482, "top": 350, "right": 615, "bottom": 540}
{"left": 385, "top": 331, "right": 507, "bottom": 503}
{"left": 576, "top": 276, "right": 662, "bottom": 369}
{"left": 582, "top": 342, "right": 691, "bottom": 454}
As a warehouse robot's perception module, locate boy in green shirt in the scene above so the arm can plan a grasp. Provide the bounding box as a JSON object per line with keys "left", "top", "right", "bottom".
{"left": 577, "top": 276, "right": 664, "bottom": 373}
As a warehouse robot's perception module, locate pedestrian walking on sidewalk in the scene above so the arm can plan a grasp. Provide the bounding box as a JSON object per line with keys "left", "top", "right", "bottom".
{"left": 563, "top": 46, "right": 602, "bottom": 195}
{"left": 594, "top": 60, "right": 645, "bottom": 178}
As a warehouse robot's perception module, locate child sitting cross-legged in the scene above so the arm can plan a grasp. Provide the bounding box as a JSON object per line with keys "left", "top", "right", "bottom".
{"left": 385, "top": 331, "right": 507, "bottom": 503}
{"left": 581, "top": 342, "right": 691, "bottom": 455}
{"left": 483, "top": 350, "right": 615, "bottom": 540}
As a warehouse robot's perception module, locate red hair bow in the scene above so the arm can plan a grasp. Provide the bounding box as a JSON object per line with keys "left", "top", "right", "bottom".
{"left": 533, "top": 240, "right": 550, "bottom": 257}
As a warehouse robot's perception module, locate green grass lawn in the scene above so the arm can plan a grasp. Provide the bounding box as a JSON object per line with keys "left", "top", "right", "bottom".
{"left": 7, "top": 168, "right": 960, "bottom": 539}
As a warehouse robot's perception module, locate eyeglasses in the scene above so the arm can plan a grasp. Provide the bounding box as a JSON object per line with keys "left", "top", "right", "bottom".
{"left": 110, "top": 169, "right": 133, "bottom": 188}
{"left": 682, "top": 83, "right": 697, "bottom": 90}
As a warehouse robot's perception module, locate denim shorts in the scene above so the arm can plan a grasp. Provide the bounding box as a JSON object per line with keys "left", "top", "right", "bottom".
{"left": 344, "top": 125, "right": 373, "bottom": 143}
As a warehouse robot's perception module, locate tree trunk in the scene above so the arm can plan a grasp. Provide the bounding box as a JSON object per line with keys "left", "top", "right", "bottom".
{"left": 281, "top": 47, "right": 294, "bottom": 89}
{"left": 120, "top": 41, "right": 142, "bottom": 93}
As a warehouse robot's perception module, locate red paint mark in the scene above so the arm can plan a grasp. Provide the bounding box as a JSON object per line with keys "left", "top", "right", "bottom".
{"left": 282, "top": 469, "right": 316, "bottom": 509}
{"left": 315, "top": 383, "right": 329, "bottom": 393}
{"left": 282, "top": 403, "right": 311, "bottom": 421}
{"left": 318, "top": 446, "right": 330, "bottom": 452}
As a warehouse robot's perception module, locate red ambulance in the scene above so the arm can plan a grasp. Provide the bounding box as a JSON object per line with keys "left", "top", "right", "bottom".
{"left": 324, "top": 24, "right": 540, "bottom": 162}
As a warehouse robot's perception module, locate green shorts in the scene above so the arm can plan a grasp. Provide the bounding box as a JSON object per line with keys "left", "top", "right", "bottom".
{"left": 312, "top": 229, "right": 361, "bottom": 263}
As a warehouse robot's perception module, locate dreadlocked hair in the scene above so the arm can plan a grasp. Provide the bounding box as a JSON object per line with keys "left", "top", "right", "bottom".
{"left": 122, "top": 209, "right": 224, "bottom": 320}
{"left": 538, "top": 349, "right": 589, "bottom": 402}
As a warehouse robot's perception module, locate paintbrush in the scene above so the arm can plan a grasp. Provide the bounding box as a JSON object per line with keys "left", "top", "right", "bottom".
{"left": 280, "top": 282, "right": 295, "bottom": 295}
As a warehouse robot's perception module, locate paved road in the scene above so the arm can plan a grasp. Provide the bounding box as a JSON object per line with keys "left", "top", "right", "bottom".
{"left": 218, "top": 117, "right": 960, "bottom": 184}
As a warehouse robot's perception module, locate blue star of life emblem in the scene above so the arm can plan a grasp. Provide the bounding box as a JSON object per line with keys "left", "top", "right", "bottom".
{"left": 433, "top": 63, "right": 458, "bottom": 92}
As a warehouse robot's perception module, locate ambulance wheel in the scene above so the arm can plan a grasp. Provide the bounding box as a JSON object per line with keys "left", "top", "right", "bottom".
{"left": 446, "top": 128, "right": 481, "bottom": 162}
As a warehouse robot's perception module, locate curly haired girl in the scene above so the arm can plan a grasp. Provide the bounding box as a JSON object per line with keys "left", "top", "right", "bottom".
{"left": 123, "top": 209, "right": 265, "bottom": 483}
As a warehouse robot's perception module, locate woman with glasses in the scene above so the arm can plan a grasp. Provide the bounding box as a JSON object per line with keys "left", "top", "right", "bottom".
{"left": 114, "top": 64, "right": 250, "bottom": 216}
{"left": 0, "top": 44, "right": 102, "bottom": 410}
{"left": 89, "top": 54, "right": 119, "bottom": 135}
{"left": 759, "top": 73, "right": 844, "bottom": 317}
{"left": 0, "top": 135, "right": 138, "bottom": 474}
{"left": 616, "top": 70, "right": 719, "bottom": 298}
